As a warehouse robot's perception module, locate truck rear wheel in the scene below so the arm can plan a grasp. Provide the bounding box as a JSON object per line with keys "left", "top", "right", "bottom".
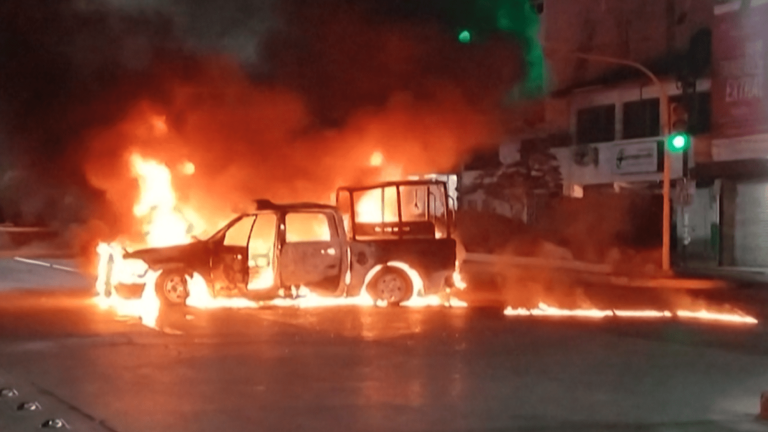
{"left": 366, "top": 266, "right": 413, "bottom": 306}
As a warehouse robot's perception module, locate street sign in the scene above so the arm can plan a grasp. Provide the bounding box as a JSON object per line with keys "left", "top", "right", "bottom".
{"left": 612, "top": 141, "right": 659, "bottom": 174}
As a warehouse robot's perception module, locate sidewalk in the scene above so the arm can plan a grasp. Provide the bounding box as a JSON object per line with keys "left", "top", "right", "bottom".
{"left": 463, "top": 254, "right": 733, "bottom": 290}
{"left": 676, "top": 265, "right": 768, "bottom": 286}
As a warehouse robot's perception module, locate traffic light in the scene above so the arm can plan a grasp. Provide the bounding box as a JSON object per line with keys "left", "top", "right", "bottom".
{"left": 666, "top": 102, "right": 691, "bottom": 153}
{"left": 667, "top": 131, "right": 691, "bottom": 153}
{"left": 458, "top": 29, "right": 472, "bottom": 44}
{"left": 670, "top": 102, "right": 689, "bottom": 131}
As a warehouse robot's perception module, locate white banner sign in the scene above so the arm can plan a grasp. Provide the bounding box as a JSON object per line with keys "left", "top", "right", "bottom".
{"left": 612, "top": 141, "right": 659, "bottom": 174}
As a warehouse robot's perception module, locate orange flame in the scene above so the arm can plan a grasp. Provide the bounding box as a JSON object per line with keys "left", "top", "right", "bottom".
{"left": 356, "top": 188, "right": 399, "bottom": 223}
{"left": 94, "top": 151, "right": 464, "bottom": 330}
{"left": 179, "top": 160, "right": 196, "bottom": 175}
{"left": 96, "top": 148, "right": 751, "bottom": 331}
{"left": 369, "top": 151, "right": 384, "bottom": 167}
{"left": 95, "top": 154, "right": 203, "bottom": 328}
{"left": 130, "top": 154, "right": 198, "bottom": 248}
{"left": 504, "top": 303, "right": 757, "bottom": 325}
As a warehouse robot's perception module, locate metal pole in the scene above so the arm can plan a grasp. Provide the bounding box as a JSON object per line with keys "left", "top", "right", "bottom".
{"left": 662, "top": 139, "right": 671, "bottom": 271}
{"left": 543, "top": 46, "right": 672, "bottom": 272}
{"left": 659, "top": 91, "right": 671, "bottom": 272}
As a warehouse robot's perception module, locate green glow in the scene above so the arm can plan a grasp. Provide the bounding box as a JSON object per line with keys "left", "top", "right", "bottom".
{"left": 458, "top": 30, "right": 472, "bottom": 44}
{"left": 449, "top": 1, "right": 548, "bottom": 97}
{"left": 491, "top": 0, "right": 548, "bottom": 97}
{"left": 667, "top": 132, "right": 691, "bottom": 153}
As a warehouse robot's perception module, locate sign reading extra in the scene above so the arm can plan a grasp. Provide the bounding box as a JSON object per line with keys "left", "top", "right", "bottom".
{"left": 712, "top": 0, "right": 768, "bottom": 139}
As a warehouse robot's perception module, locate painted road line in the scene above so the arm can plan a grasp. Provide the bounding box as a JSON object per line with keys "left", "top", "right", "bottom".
{"left": 12, "top": 258, "right": 77, "bottom": 273}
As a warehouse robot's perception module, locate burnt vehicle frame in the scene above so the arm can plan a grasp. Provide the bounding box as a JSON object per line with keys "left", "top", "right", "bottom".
{"left": 335, "top": 179, "right": 458, "bottom": 302}
{"left": 107, "top": 180, "right": 457, "bottom": 306}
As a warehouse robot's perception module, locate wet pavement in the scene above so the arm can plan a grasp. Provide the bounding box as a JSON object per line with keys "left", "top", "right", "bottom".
{"left": 0, "top": 287, "right": 766, "bottom": 431}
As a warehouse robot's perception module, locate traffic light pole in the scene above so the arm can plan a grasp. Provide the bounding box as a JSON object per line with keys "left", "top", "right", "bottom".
{"left": 542, "top": 46, "right": 672, "bottom": 272}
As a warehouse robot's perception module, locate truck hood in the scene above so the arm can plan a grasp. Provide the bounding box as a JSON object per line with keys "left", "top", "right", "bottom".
{"left": 124, "top": 241, "right": 207, "bottom": 266}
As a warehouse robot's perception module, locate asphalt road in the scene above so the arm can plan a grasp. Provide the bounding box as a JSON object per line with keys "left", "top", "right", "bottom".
{"left": 0, "top": 262, "right": 766, "bottom": 431}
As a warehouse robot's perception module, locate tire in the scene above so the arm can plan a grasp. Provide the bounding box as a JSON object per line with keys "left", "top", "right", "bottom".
{"left": 366, "top": 266, "right": 414, "bottom": 306}
{"left": 154, "top": 270, "right": 189, "bottom": 307}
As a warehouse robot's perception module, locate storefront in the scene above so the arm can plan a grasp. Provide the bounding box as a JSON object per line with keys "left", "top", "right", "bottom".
{"left": 733, "top": 180, "right": 768, "bottom": 266}
{"left": 695, "top": 160, "right": 768, "bottom": 267}
{"left": 694, "top": 0, "right": 768, "bottom": 268}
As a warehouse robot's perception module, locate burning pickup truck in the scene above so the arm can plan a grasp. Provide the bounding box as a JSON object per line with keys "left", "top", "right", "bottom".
{"left": 98, "top": 180, "right": 459, "bottom": 306}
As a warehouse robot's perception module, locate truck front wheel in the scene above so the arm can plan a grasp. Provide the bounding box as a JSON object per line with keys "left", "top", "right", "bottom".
{"left": 366, "top": 266, "right": 414, "bottom": 306}
{"left": 155, "top": 270, "right": 189, "bottom": 307}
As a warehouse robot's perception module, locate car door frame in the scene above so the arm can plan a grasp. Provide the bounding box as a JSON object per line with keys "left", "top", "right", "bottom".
{"left": 209, "top": 214, "right": 257, "bottom": 296}
{"left": 245, "top": 211, "right": 280, "bottom": 292}
{"left": 277, "top": 209, "right": 348, "bottom": 294}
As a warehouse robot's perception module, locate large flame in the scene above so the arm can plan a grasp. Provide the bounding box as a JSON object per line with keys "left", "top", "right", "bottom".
{"left": 95, "top": 153, "right": 217, "bottom": 329}
{"left": 130, "top": 154, "right": 199, "bottom": 248}
{"left": 356, "top": 151, "right": 399, "bottom": 223}
{"left": 94, "top": 148, "right": 464, "bottom": 331}
{"left": 356, "top": 188, "right": 399, "bottom": 223}
{"left": 94, "top": 147, "right": 757, "bottom": 331}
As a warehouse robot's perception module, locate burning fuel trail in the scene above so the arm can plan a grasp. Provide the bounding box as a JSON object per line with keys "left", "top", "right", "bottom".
{"left": 504, "top": 303, "right": 758, "bottom": 326}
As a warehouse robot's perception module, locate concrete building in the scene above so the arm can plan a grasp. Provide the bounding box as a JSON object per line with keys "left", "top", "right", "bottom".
{"left": 460, "top": 0, "right": 717, "bottom": 265}
{"left": 692, "top": 0, "right": 768, "bottom": 268}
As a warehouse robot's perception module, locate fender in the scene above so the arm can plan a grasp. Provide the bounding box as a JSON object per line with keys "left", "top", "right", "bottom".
{"left": 148, "top": 262, "right": 192, "bottom": 275}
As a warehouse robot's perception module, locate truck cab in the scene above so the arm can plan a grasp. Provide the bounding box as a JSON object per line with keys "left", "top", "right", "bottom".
{"left": 116, "top": 202, "right": 350, "bottom": 303}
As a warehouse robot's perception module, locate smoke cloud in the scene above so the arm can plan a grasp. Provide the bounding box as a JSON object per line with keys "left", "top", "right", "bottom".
{"left": 0, "top": 0, "right": 537, "bottom": 252}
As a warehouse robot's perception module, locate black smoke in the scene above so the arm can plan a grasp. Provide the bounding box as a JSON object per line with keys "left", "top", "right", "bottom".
{"left": 0, "top": 0, "right": 188, "bottom": 228}
{"left": 0, "top": 0, "right": 529, "bottom": 252}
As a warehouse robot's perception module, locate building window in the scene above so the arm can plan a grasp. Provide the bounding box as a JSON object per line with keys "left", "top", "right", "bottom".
{"left": 670, "top": 92, "right": 711, "bottom": 135}
{"left": 576, "top": 104, "right": 616, "bottom": 144}
{"left": 622, "top": 98, "right": 660, "bottom": 139}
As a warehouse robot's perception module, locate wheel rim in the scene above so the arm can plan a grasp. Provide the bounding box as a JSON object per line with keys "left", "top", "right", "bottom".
{"left": 374, "top": 273, "right": 408, "bottom": 303}
{"left": 163, "top": 275, "right": 187, "bottom": 303}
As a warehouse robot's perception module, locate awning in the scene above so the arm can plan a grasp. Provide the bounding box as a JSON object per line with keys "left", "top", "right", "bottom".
{"left": 691, "top": 159, "right": 768, "bottom": 180}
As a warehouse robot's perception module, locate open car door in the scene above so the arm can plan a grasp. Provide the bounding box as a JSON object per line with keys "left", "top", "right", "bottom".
{"left": 279, "top": 210, "right": 346, "bottom": 293}
{"left": 210, "top": 215, "right": 255, "bottom": 296}
{"left": 246, "top": 212, "right": 278, "bottom": 291}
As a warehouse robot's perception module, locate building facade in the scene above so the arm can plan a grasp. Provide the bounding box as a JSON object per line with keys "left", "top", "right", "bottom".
{"left": 693, "top": 0, "right": 768, "bottom": 268}
{"left": 460, "top": 0, "right": 719, "bottom": 266}
{"left": 542, "top": 0, "right": 713, "bottom": 91}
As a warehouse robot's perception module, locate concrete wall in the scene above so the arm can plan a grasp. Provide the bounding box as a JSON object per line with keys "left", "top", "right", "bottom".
{"left": 549, "top": 140, "right": 685, "bottom": 194}
{"left": 497, "top": 136, "right": 685, "bottom": 197}
{"left": 497, "top": 78, "right": 712, "bottom": 195}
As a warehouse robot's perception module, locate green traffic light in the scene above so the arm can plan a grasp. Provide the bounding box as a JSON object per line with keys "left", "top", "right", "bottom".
{"left": 667, "top": 132, "right": 691, "bottom": 153}
{"left": 458, "top": 30, "right": 471, "bottom": 44}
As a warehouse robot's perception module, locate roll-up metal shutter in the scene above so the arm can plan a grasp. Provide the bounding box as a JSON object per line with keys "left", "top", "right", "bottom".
{"left": 735, "top": 181, "right": 768, "bottom": 267}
